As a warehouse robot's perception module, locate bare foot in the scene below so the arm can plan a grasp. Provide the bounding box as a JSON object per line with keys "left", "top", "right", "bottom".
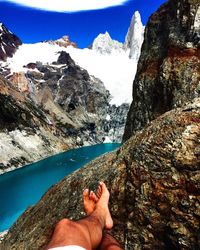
{"left": 83, "top": 189, "right": 98, "bottom": 215}
{"left": 95, "top": 182, "right": 113, "bottom": 230}
{"left": 83, "top": 182, "right": 113, "bottom": 230}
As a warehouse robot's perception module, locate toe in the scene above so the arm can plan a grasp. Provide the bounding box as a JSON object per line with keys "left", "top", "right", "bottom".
{"left": 89, "top": 191, "right": 94, "bottom": 200}
{"left": 83, "top": 189, "right": 89, "bottom": 199}
{"left": 90, "top": 191, "right": 99, "bottom": 203}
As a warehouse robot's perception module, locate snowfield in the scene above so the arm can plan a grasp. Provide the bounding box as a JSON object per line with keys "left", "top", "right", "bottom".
{"left": 6, "top": 42, "right": 138, "bottom": 105}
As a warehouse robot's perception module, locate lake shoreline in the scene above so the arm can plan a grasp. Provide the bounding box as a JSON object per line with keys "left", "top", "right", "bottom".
{"left": 0, "top": 143, "right": 120, "bottom": 232}
{"left": 0, "top": 230, "right": 8, "bottom": 242}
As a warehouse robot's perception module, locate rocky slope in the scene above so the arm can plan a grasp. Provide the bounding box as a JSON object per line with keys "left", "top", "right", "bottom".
{"left": 0, "top": 49, "right": 128, "bottom": 173}
{"left": 20, "top": 51, "right": 113, "bottom": 144}
{"left": 123, "top": 0, "right": 200, "bottom": 141}
{"left": 0, "top": 74, "right": 73, "bottom": 174}
{"left": 0, "top": 23, "right": 22, "bottom": 61}
{"left": 2, "top": 98, "right": 200, "bottom": 249}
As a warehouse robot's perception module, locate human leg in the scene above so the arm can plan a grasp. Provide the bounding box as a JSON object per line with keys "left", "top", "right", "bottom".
{"left": 84, "top": 186, "right": 123, "bottom": 250}
{"left": 97, "top": 233, "right": 123, "bottom": 250}
{"left": 46, "top": 182, "right": 113, "bottom": 250}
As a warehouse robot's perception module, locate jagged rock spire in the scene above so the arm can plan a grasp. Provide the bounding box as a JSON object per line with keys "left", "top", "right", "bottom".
{"left": 124, "top": 11, "right": 145, "bottom": 60}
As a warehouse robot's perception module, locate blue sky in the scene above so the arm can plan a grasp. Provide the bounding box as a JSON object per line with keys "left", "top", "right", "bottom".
{"left": 0, "top": 0, "right": 166, "bottom": 48}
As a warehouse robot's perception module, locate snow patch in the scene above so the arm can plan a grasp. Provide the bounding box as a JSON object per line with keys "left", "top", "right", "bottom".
{"left": 106, "top": 114, "right": 111, "bottom": 121}
{"left": 103, "top": 136, "right": 112, "bottom": 143}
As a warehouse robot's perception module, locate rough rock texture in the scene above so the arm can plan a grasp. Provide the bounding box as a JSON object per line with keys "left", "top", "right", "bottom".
{"left": 21, "top": 51, "right": 128, "bottom": 144}
{"left": 0, "top": 23, "right": 22, "bottom": 61}
{"left": 23, "top": 51, "right": 112, "bottom": 144}
{"left": 0, "top": 74, "right": 73, "bottom": 173}
{"left": 2, "top": 98, "right": 200, "bottom": 249}
{"left": 103, "top": 103, "right": 130, "bottom": 142}
{"left": 9, "top": 72, "right": 30, "bottom": 92}
{"left": 123, "top": 0, "right": 200, "bottom": 141}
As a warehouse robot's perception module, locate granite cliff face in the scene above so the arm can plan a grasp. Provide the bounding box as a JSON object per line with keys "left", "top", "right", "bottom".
{"left": 91, "top": 12, "right": 144, "bottom": 59}
{"left": 2, "top": 98, "right": 200, "bottom": 249}
{"left": 123, "top": 0, "right": 200, "bottom": 141}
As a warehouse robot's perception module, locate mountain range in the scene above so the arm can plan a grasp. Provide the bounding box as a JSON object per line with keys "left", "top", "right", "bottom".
{"left": 0, "top": 11, "right": 144, "bottom": 173}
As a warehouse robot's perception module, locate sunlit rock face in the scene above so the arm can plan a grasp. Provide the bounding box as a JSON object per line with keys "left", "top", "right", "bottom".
{"left": 123, "top": 0, "right": 200, "bottom": 141}
{"left": 0, "top": 23, "right": 22, "bottom": 61}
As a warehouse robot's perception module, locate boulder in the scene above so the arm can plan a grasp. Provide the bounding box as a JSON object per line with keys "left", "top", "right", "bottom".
{"left": 1, "top": 98, "right": 200, "bottom": 249}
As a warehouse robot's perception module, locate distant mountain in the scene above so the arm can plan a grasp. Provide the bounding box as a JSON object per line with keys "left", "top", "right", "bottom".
{"left": 0, "top": 23, "right": 22, "bottom": 61}
{"left": 45, "top": 35, "right": 77, "bottom": 48}
{"left": 91, "top": 32, "right": 124, "bottom": 54}
{"left": 91, "top": 11, "right": 144, "bottom": 60}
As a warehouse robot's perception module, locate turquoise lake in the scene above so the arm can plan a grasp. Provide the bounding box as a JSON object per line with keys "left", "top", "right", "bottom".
{"left": 0, "top": 143, "right": 120, "bottom": 231}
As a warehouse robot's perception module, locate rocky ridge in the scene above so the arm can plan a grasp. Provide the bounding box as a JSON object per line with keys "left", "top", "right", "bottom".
{"left": 123, "top": 0, "right": 200, "bottom": 141}
{"left": 0, "top": 23, "right": 22, "bottom": 61}
{"left": 91, "top": 31, "right": 124, "bottom": 54}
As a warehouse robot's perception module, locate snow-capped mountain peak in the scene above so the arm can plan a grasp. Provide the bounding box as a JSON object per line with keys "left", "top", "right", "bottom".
{"left": 124, "top": 11, "right": 145, "bottom": 60}
{"left": 91, "top": 31, "right": 124, "bottom": 55}
{"left": 2, "top": 11, "right": 144, "bottom": 105}
{"left": 0, "top": 22, "right": 22, "bottom": 61}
